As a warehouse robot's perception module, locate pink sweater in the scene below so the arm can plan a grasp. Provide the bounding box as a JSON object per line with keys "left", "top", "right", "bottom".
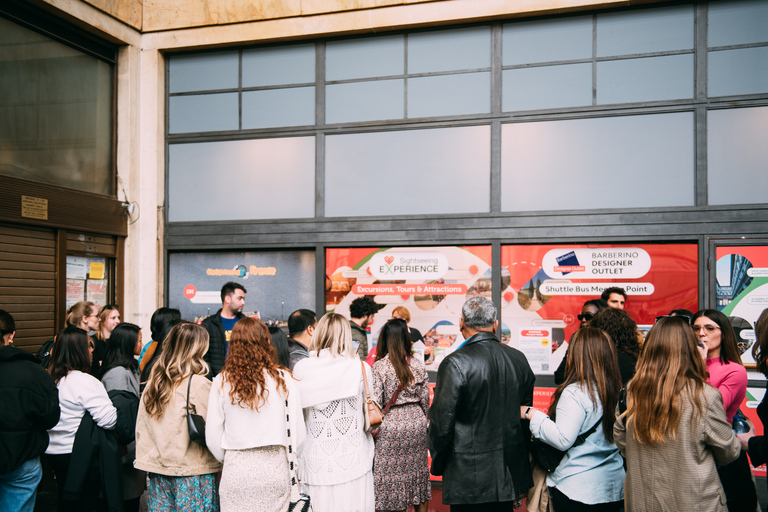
{"left": 706, "top": 357, "right": 747, "bottom": 421}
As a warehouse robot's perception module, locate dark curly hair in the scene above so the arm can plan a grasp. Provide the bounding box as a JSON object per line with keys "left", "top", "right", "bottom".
{"left": 222, "top": 317, "right": 288, "bottom": 411}
{"left": 590, "top": 307, "right": 641, "bottom": 358}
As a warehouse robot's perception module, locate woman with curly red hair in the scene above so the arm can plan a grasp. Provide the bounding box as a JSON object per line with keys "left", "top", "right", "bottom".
{"left": 205, "top": 317, "right": 305, "bottom": 512}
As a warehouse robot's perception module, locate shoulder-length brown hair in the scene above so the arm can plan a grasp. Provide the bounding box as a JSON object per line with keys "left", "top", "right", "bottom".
{"left": 625, "top": 316, "right": 707, "bottom": 445}
{"left": 550, "top": 327, "right": 622, "bottom": 442}
{"left": 692, "top": 309, "right": 742, "bottom": 366}
{"left": 142, "top": 322, "right": 209, "bottom": 418}
{"left": 222, "top": 317, "right": 288, "bottom": 410}
{"left": 49, "top": 327, "right": 92, "bottom": 384}
{"left": 376, "top": 318, "right": 413, "bottom": 388}
{"left": 752, "top": 308, "right": 768, "bottom": 377}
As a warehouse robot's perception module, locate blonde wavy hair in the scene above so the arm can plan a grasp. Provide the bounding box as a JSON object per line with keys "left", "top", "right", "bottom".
{"left": 142, "top": 322, "right": 210, "bottom": 418}
{"left": 624, "top": 316, "right": 707, "bottom": 445}
{"left": 309, "top": 313, "right": 355, "bottom": 358}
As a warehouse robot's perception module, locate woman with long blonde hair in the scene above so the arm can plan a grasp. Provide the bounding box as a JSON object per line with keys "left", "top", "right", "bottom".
{"left": 614, "top": 316, "right": 740, "bottom": 511}
{"left": 522, "top": 327, "right": 624, "bottom": 511}
{"left": 206, "top": 318, "right": 305, "bottom": 512}
{"left": 293, "top": 313, "right": 375, "bottom": 512}
{"left": 134, "top": 322, "right": 221, "bottom": 512}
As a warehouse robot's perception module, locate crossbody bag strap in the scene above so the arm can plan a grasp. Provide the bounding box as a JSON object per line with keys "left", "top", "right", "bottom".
{"left": 186, "top": 374, "right": 193, "bottom": 414}
{"left": 285, "top": 398, "right": 301, "bottom": 502}
{"left": 360, "top": 360, "right": 372, "bottom": 399}
{"left": 574, "top": 417, "right": 603, "bottom": 446}
{"left": 382, "top": 385, "right": 403, "bottom": 415}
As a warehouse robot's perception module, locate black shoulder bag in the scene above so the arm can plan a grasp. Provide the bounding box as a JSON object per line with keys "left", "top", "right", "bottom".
{"left": 187, "top": 375, "right": 207, "bottom": 446}
{"left": 531, "top": 417, "right": 603, "bottom": 472}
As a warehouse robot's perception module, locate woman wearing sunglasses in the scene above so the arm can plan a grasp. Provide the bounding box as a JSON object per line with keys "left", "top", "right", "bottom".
{"left": 692, "top": 309, "right": 756, "bottom": 512}
{"left": 554, "top": 299, "right": 607, "bottom": 384}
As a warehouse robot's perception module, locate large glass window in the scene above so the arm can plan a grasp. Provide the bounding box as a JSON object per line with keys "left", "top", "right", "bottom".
{"left": 708, "top": 106, "right": 768, "bottom": 205}
{"left": 325, "top": 126, "right": 491, "bottom": 217}
{"left": 500, "top": 113, "right": 695, "bottom": 211}
{"left": 168, "top": 137, "right": 315, "bottom": 222}
{"left": 0, "top": 16, "right": 114, "bottom": 195}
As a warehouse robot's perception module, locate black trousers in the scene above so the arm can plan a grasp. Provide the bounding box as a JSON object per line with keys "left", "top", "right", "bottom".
{"left": 46, "top": 453, "right": 102, "bottom": 512}
{"left": 451, "top": 501, "right": 516, "bottom": 512}
{"left": 718, "top": 450, "right": 758, "bottom": 512}
{"left": 548, "top": 486, "right": 623, "bottom": 512}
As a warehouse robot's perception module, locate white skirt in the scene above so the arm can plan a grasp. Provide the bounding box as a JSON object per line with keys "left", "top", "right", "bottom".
{"left": 302, "top": 471, "right": 375, "bottom": 512}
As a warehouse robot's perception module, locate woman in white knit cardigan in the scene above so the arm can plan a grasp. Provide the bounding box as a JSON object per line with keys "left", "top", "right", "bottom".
{"left": 293, "top": 313, "right": 375, "bottom": 512}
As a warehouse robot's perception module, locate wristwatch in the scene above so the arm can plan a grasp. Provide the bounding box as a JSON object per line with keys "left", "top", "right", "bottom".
{"left": 525, "top": 406, "right": 533, "bottom": 420}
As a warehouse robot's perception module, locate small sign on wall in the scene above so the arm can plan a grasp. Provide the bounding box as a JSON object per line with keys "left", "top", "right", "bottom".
{"left": 21, "top": 195, "right": 48, "bottom": 220}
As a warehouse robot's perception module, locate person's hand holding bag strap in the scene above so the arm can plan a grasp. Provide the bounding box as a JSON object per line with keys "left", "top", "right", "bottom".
{"left": 187, "top": 375, "right": 207, "bottom": 446}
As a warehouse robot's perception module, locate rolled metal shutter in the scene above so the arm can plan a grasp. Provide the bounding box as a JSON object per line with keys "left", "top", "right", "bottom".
{"left": 0, "top": 223, "right": 56, "bottom": 353}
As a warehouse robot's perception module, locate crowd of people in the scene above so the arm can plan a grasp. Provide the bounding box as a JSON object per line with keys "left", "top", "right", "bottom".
{"left": 1, "top": 282, "right": 768, "bottom": 512}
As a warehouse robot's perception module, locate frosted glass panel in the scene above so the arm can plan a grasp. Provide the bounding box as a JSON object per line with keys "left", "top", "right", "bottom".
{"left": 597, "top": 5, "right": 693, "bottom": 56}
{"left": 709, "top": 0, "right": 768, "bottom": 47}
{"left": 325, "top": 126, "right": 490, "bottom": 217}
{"left": 326, "top": 36, "right": 404, "bottom": 80}
{"left": 408, "top": 27, "right": 490, "bottom": 73}
{"left": 169, "top": 52, "right": 239, "bottom": 93}
{"left": 168, "top": 93, "right": 238, "bottom": 133}
{"left": 708, "top": 47, "right": 768, "bottom": 96}
{"left": 503, "top": 64, "right": 592, "bottom": 111}
{"left": 708, "top": 107, "right": 768, "bottom": 205}
{"left": 597, "top": 54, "right": 693, "bottom": 104}
{"left": 242, "top": 87, "right": 315, "bottom": 129}
{"left": 242, "top": 45, "right": 315, "bottom": 87}
{"left": 503, "top": 17, "right": 592, "bottom": 65}
{"left": 408, "top": 72, "right": 490, "bottom": 117}
{"left": 501, "top": 113, "right": 694, "bottom": 211}
{"left": 326, "top": 80, "right": 404, "bottom": 123}
{"left": 168, "top": 137, "right": 316, "bottom": 221}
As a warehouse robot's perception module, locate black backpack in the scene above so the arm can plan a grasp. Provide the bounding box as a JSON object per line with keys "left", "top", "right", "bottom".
{"left": 36, "top": 336, "right": 55, "bottom": 370}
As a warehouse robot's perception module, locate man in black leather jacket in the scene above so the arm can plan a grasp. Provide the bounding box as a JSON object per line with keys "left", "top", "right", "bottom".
{"left": 428, "top": 297, "right": 535, "bottom": 511}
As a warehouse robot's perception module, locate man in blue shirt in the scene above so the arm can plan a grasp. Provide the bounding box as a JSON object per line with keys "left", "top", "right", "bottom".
{"left": 202, "top": 281, "right": 246, "bottom": 378}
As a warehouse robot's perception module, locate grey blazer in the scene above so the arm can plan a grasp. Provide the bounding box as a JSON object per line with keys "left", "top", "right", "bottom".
{"left": 614, "top": 384, "right": 740, "bottom": 512}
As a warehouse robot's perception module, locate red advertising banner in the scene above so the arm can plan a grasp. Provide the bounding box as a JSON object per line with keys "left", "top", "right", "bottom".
{"left": 326, "top": 246, "right": 493, "bottom": 369}
{"left": 501, "top": 244, "right": 698, "bottom": 374}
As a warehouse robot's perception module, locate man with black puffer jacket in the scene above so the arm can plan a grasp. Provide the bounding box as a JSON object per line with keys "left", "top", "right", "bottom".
{"left": 0, "top": 309, "right": 61, "bottom": 512}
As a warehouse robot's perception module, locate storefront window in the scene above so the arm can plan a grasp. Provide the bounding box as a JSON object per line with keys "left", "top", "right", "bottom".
{"left": 0, "top": 17, "right": 113, "bottom": 196}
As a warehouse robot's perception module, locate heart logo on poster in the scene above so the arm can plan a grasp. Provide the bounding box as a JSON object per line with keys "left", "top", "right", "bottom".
{"left": 384, "top": 256, "right": 394, "bottom": 265}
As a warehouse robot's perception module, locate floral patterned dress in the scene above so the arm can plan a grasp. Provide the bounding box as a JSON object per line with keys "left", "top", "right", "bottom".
{"left": 372, "top": 356, "right": 432, "bottom": 510}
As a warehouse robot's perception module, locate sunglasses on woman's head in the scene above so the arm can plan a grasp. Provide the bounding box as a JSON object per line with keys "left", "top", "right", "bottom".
{"left": 99, "top": 304, "right": 119, "bottom": 315}
{"left": 655, "top": 314, "right": 693, "bottom": 325}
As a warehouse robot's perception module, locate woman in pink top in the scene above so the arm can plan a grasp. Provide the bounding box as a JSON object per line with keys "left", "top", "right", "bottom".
{"left": 693, "top": 309, "right": 756, "bottom": 512}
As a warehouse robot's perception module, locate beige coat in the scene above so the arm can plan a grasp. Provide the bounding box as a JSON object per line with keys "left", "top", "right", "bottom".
{"left": 614, "top": 384, "right": 740, "bottom": 512}
{"left": 134, "top": 374, "right": 222, "bottom": 477}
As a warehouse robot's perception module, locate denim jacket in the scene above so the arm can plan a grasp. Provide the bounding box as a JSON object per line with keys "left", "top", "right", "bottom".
{"left": 529, "top": 383, "right": 624, "bottom": 505}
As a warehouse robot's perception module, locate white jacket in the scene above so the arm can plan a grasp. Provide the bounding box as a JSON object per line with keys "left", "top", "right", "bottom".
{"left": 206, "top": 369, "right": 305, "bottom": 463}
{"left": 46, "top": 370, "right": 117, "bottom": 454}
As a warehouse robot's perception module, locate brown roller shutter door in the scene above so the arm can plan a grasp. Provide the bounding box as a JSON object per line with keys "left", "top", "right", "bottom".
{"left": 0, "top": 223, "right": 56, "bottom": 353}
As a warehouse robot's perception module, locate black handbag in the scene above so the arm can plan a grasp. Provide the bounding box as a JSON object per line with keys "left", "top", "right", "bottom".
{"left": 531, "top": 417, "right": 602, "bottom": 472}
{"left": 186, "top": 375, "right": 206, "bottom": 446}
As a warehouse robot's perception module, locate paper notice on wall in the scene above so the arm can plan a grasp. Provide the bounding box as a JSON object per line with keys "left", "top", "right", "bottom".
{"left": 87, "top": 258, "right": 106, "bottom": 279}
{"left": 519, "top": 328, "right": 553, "bottom": 374}
{"left": 67, "top": 256, "right": 88, "bottom": 280}
{"left": 66, "top": 279, "right": 85, "bottom": 309}
{"left": 87, "top": 279, "right": 108, "bottom": 305}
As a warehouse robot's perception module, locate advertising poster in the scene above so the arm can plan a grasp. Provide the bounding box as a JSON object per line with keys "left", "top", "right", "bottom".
{"left": 326, "top": 246, "right": 492, "bottom": 370}
{"left": 743, "top": 387, "right": 767, "bottom": 477}
{"left": 501, "top": 244, "right": 698, "bottom": 374}
{"left": 168, "top": 251, "right": 316, "bottom": 324}
{"left": 715, "top": 244, "right": 768, "bottom": 367}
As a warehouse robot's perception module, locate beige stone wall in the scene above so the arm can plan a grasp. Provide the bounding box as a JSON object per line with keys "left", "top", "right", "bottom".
{"left": 82, "top": 0, "right": 142, "bottom": 30}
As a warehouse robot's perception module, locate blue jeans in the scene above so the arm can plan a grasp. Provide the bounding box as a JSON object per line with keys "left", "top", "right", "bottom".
{"left": 0, "top": 457, "right": 43, "bottom": 512}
